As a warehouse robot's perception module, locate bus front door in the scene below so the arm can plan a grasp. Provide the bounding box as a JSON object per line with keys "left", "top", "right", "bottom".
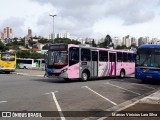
{"left": 109, "top": 52, "right": 116, "bottom": 76}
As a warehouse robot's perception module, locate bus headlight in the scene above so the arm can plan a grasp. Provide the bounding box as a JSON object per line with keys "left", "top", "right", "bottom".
{"left": 61, "top": 68, "right": 68, "bottom": 73}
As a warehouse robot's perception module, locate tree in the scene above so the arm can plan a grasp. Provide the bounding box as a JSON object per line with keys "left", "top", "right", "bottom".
{"left": 0, "top": 41, "right": 9, "bottom": 52}
{"left": 116, "top": 45, "right": 127, "bottom": 49}
{"left": 104, "top": 34, "right": 112, "bottom": 48}
{"left": 53, "top": 38, "right": 81, "bottom": 45}
{"left": 42, "top": 44, "right": 49, "bottom": 50}
{"left": 16, "top": 50, "right": 44, "bottom": 59}
{"left": 92, "top": 39, "right": 97, "bottom": 47}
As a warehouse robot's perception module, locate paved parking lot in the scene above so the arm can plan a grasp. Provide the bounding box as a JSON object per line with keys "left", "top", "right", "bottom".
{"left": 0, "top": 71, "right": 160, "bottom": 120}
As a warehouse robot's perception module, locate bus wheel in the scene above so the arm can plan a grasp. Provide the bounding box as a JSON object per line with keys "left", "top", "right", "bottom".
{"left": 23, "top": 66, "right": 27, "bottom": 69}
{"left": 5, "top": 71, "right": 10, "bottom": 74}
{"left": 120, "top": 70, "right": 125, "bottom": 78}
{"left": 141, "top": 80, "right": 147, "bottom": 84}
{"left": 81, "top": 71, "right": 88, "bottom": 82}
{"left": 64, "top": 78, "right": 71, "bottom": 82}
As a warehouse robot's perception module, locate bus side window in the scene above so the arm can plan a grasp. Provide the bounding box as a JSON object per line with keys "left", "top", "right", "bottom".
{"left": 99, "top": 50, "right": 108, "bottom": 62}
{"left": 123, "top": 53, "right": 128, "bottom": 62}
{"left": 69, "top": 47, "right": 79, "bottom": 66}
{"left": 117, "top": 52, "right": 122, "bottom": 62}
{"left": 71, "top": 51, "right": 79, "bottom": 61}
{"left": 81, "top": 49, "right": 91, "bottom": 61}
{"left": 128, "top": 53, "right": 131, "bottom": 62}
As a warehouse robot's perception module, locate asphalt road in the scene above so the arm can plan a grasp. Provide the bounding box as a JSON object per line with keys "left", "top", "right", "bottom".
{"left": 0, "top": 73, "right": 160, "bottom": 120}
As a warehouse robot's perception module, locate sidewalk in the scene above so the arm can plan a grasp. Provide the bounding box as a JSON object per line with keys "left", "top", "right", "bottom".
{"left": 14, "top": 69, "right": 45, "bottom": 77}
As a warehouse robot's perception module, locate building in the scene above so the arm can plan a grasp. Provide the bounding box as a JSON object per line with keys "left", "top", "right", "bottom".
{"left": 122, "top": 35, "right": 132, "bottom": 47}
{"left": 28, "top": 28, "right": 32, "bottom": 37}
{"left": 64, "top": 32, "right": 71, "bottom": 39}
{"left": 138, "top": 37, "right": 145, "bottom": 46}
{"left": 131, "top": 37, "right": 136, "bottom": 46}
{"left": 3, "top": 27, "right": 13, "bottom": 39}
{"left": 150, "top": 38, "right": 160, "bottom": 44}
{"left": 49, "top": 32, "right": 71, "bottom": 39}
{"left": 0, "top": 32, "right": 4, "bottom": 39}
{"left": 112, "top": 37, "right": 122, "bottom": 47}
{"left": 50, "top": 33, "right": 57, "bottom": 39}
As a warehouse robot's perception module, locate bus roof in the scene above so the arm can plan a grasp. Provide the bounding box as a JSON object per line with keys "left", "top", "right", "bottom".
{"left": 139, "top": 44, "right": 160, "bottom": 49}
{"left": 50, "top": 44, "right": 135, "bottom": 53}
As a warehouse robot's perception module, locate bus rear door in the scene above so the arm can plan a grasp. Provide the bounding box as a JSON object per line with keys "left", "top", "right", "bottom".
{"left": 109, "top": 52, "right": 116, "bottom": 76}
{"left": 91, "top": 51, "right": 98, "bottom": 77}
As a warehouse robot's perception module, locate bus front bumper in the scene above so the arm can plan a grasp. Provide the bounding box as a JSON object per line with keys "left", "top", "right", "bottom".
{"left": 46, "top": 72, "right": 68, "bottom": 78}
{"left": 136, "top": 73, "right": 160, "bottom": 81}
{"left": 0, "top": 68, "right": 15, "bottom": 72}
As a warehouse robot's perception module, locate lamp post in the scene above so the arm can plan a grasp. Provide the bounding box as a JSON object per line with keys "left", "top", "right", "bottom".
{"left": 49, "top": 14, "right": 57, "bottom": 40}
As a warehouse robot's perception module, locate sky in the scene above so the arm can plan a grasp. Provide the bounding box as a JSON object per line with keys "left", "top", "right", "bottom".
{"left": 1, "top": 0, "right": 160, "bottom": 39}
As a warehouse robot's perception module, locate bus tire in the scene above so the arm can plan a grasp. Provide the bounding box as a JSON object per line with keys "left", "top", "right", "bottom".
{"left": 5, "top": 71, "right": 10, "bottom": 74}
{"left": 64, "top": 78, "right": 71, "bottom": 82}
{"left": 141, "top": 80, "right": 147, "bottom": 84}
{"left": 81, "top": 71, "right": 89, "bottom": 82}
{"left": 23, "top": 66, "right": 27, "bottom": 69}
{"left": 120, "top": 70, "right": 125, "bottom": 78}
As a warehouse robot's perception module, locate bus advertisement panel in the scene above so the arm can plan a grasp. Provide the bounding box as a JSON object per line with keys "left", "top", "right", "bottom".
{"left": 45, "top": 44, "right": 135, "bottom": 81}
{"left": 135, "top": 44, "right": 160, "bottom": 82}
{"left": 0, "top": 52, "right": 16, "bottom": 73}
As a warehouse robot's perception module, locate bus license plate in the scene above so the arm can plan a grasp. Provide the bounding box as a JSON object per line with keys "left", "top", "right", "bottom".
{"left": 146, "top": 76, "right": 152, "bottom": 78}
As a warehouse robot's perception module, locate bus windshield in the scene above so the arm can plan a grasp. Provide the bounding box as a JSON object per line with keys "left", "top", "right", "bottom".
{"left": 1, "top": 53, "right": 15, "bottom": 61}
{"left": 136, "top": 48, "right": 160, "bottom": 68}
{"left": 53, "top": 51, "right": 68, "bottom": 65}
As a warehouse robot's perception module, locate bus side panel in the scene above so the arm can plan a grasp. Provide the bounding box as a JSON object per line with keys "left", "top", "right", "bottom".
{"left": 109, "top": 62, "right": 116, "bottom": 76}
{"left": 116, "top": 62, "right": 122, "bottom": 76}
{"left": 116, "top": 62, "right": 135, "bottom": 76}
{"left": 79, "top": 61, "right": 92, "bottom": 77}
{"left": 68, "top": 63, "right": 80, "bottom": 78}
{"left": 98, "top": 62, "right": 109, "bottom": 77}
{"left": 126, "top": 63, "right": 135, "bottom": 75}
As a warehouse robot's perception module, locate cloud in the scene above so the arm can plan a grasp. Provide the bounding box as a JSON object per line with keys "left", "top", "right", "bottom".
{"left": 1, "top": 0, "right": 160, "bottom": 38}
{"left": 0, "top": 17, "right": 25, "bottom": 37}
{"left": 32, "top": 0, "right": 160, "bottom": 38}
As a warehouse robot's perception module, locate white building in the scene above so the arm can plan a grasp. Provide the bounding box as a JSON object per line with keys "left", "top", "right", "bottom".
{"left": 112, "top": 37, "right": 122, "bottom": 47}
{"left": 49, "top": 32, "right": 71, "bottom": 39}
{"left": 122, "top": 35, "right": 132, "bottom": 47}
{"left": 64, "top": 32, "right": 71, "bottom": 39}
{"left": 49, "top": 33, "right": 57, "bottom": 39}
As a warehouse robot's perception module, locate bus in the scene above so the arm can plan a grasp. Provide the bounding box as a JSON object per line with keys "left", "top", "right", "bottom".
{"left": 0, "top": 52, "right": 16, "bottom": 74}
{"left": 135, "top": 44, "right": 160, "bottom": 82}
{"left": 16, "top": 58, "right": 45, "bottom": 69}
{"left": 45, "top": 44, "right": 135, "bottom": 81}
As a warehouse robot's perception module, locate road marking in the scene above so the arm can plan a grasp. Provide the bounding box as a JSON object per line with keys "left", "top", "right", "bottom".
{"left": 132, "top": 83, "right": 156, "bottom": 90}
{"left": 0, "top": 101, "right": 7, "bottom": 104}
{"left": 45, "top": 91, "right": 66, "bottom": 120}
{"left": 81, "top": 86, "right": 117, "bottom": 106}
{"left": 104, "top": 82, "right": 141, "bottom": 95}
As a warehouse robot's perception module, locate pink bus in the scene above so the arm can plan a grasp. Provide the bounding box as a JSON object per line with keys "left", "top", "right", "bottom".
{"left": 45, "top": 44, "right": 135, "bottom": 81}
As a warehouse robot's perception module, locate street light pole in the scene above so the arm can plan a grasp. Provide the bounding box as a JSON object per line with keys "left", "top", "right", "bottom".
{"left": 49, "top": 14, "right": 57, "bottom": 40}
